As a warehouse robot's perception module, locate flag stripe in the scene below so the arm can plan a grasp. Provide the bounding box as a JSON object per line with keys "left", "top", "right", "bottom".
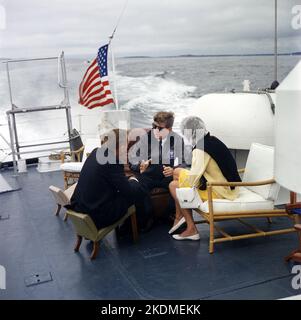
{"left": 82, "top": 78, "right": 109, "bottom": 97}
{"left": 82, "top": 59, "right": 97, "bottom": 80}
{"left": 87, "top": 99, "right": 115, "bottom": 109}
{"left": 81, "top": 67, "right": 99, "bottom": 92}
{"left": 84, "top": 90, "right": 113, "bottom": 106}
{"left": 82, "top": 86, "right": 106, "bottom": 104}
{"left": 81, "top": 82, "right": 103, "bottom": 102}
{"left": 82, "top": 80, "right": 110, "bottom": 102}
{"left": 79, "top": 59, "right": 98, "bottom": 95}
{"left": 82, "top": 71, "right": 101, "bottom": 94}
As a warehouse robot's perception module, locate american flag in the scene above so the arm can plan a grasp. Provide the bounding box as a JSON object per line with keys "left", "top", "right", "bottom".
{"left": 79, "top": 44, "right": 114, "bottom": 109}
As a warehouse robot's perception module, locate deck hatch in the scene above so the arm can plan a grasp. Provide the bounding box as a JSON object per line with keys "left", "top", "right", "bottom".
{"left": 0, "top": 214, "right": 10, "bottom": 221}
{"left": 24, "top": 272, "right": 53, "bottom": 287}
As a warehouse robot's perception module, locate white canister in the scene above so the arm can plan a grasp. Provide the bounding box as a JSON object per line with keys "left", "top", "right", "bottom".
{"left": 98, "top": 110, "right": 130, "bottom": 136}
{"left": 17, "top": 159, "right": 27, "bottom": 173}
{"left": 243, "top": 80, "right": 251, "bottom": 91}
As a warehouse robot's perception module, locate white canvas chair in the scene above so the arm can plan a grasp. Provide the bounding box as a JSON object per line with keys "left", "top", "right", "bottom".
{"left": 60, "top": 138, "right": 100, "bottom": 189}
{"left": 193, "top": 143, "right": 296, "bottom": 253}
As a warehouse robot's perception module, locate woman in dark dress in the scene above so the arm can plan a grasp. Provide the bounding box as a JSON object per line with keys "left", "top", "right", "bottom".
{"left": 68, "top": 129, "right": 141, "bottom": 229}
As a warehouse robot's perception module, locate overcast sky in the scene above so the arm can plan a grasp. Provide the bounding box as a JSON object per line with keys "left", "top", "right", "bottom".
{"left": 0, "top": 0, "right": 300, "bottom": 58}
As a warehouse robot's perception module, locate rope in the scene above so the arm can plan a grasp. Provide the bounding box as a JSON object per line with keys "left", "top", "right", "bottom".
{"left": 109, "top": 0, "right": 129, "bottom": 44}
{"left": 106, "top": 0, "right": 129, "bottom": 110}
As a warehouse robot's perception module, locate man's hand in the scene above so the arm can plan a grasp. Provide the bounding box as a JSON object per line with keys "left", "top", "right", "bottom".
{"left": 140, "top": 159, "right": 151, "bottom": 174}
{"left": 163, "top": 165, "right": 174, "bottom": 177}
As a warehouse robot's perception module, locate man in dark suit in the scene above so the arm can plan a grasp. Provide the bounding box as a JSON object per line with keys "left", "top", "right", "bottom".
{"left": 68, "top": 129, "right": 145, "bottom": 229}
{"left": 128, "top": 112, "right": 191, "bottom": 229}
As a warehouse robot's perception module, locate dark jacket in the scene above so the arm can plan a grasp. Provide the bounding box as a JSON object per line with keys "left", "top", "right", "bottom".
{"left": 128, "top": 129, "right": 191, "bottom": 181}
{"left": 68, "top": 148, "right": 134, "bottom": 229}
{"left": 196, "top": 133, "right": 241, "bottom": 189}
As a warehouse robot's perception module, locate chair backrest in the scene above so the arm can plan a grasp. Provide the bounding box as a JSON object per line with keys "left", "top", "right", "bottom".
{"left": 49, "top": 185, "right": 70, "bottom": 206}
{"left": 64, "top": 183, "right": 77, "bottom": 200}
{"left": 67, "top": 210, "right": 98, "bottom": 240}
{"left": 243, "top": 143, "right": 280, "bottom": 200}
{"left": 49, "top": 183, "right": 77, "bottom": 205}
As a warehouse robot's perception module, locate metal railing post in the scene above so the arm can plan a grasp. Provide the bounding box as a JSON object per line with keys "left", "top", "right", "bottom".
{"left": 60, "top": 52, "right": 73, "bottom": 147}
{"left": 11, "top": 113, "right": 20, "bottom": 159}
{"left": 5, "top": 62, "right": 14, "bottom": 109}
{"left": 7, "top": 113, "right": 18, "bottom": 176}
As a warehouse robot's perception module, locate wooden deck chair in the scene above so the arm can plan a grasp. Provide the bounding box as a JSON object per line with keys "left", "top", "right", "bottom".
{"left": 285, "top": 224, "right": 301, "bottom": 263}
{"left": 193, "top": 143, "right": 296, "bottom": 253}
{"left": 66, "top": 205, "right": 138, "bottom": 260}
{"left": 285, "top": 195, "right": 301, "bottom": 263}
{"left": 60, "top": 138, "right": 99, "bottom": 189}
{"left": 49, "top": 183, "right": 77, "bottom": 221}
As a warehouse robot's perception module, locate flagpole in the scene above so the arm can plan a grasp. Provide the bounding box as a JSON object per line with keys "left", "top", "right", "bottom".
{"left": 274, "top": 0, "right": 278, "bottom": 82}
{"left": 109, "top": 38, "right": 119, "bottom": 110}
{"left": 107, "top": 0, "right": 128, "bottom": 111}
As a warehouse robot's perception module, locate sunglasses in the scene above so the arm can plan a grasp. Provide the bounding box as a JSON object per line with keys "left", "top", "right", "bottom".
{"left": 152, "top": 123, "right": 166, "bottom": 131}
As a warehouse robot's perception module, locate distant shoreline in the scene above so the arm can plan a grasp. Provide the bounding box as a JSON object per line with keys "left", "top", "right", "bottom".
{"left": 122, "top": 52, "right": 301, "bottom": 59}
{"left": 1, "top": 52, "right": 300, "bottom": 61}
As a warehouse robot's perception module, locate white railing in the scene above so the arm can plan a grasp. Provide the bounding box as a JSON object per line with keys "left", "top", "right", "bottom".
{"left": 0, "top": 113, "right": 100, "bottom": 163}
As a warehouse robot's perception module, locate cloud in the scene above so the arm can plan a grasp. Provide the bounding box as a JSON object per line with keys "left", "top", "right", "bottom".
{"left": 0, "top": 0, "right": 300, "bottom": 58}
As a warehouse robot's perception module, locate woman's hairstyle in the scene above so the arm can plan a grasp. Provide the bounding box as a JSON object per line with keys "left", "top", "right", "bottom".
{"left": 180, "top": 116, "right": 207, "bottom": 146}
{"left": 153, "top": 111, "right": 175, "bottom": 129}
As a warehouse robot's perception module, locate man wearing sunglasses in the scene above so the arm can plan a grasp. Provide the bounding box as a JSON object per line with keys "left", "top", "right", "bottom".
{"left": 128, "top": 111, "right": 191, "bottom": 232}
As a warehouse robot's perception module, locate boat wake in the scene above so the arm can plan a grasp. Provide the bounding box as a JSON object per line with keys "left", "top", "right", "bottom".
{"left": 116, "top": 73, "right": 198, "bottom": 129}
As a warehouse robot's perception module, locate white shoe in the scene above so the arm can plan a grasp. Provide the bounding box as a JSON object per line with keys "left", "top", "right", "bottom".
{"left": 172, "top": 233, "right": 200, "bottom": 241}
{"left": 168, "top": 217, "right": 186, "bottom": 234}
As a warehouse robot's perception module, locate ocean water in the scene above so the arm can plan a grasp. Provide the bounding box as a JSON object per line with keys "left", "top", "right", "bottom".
{"left": 0, "top": 55, "right": 299, "bottom": 157}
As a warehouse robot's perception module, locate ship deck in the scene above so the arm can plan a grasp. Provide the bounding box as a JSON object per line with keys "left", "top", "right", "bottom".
{"left": 0, "top": 166, "right": 300, "bottom": 300}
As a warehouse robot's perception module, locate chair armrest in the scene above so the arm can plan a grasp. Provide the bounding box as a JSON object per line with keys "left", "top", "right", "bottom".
{"left": 70, "top": 145, "right": 84, "bottom": 154}
{"left": 207, "top": 178, "right": 276, "bottom": 187}
{"left": 59, "top": 146, "right": 84, "bottom": 163}
{"left": 60, "top": 151, "right": 66, "bottom": 163}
